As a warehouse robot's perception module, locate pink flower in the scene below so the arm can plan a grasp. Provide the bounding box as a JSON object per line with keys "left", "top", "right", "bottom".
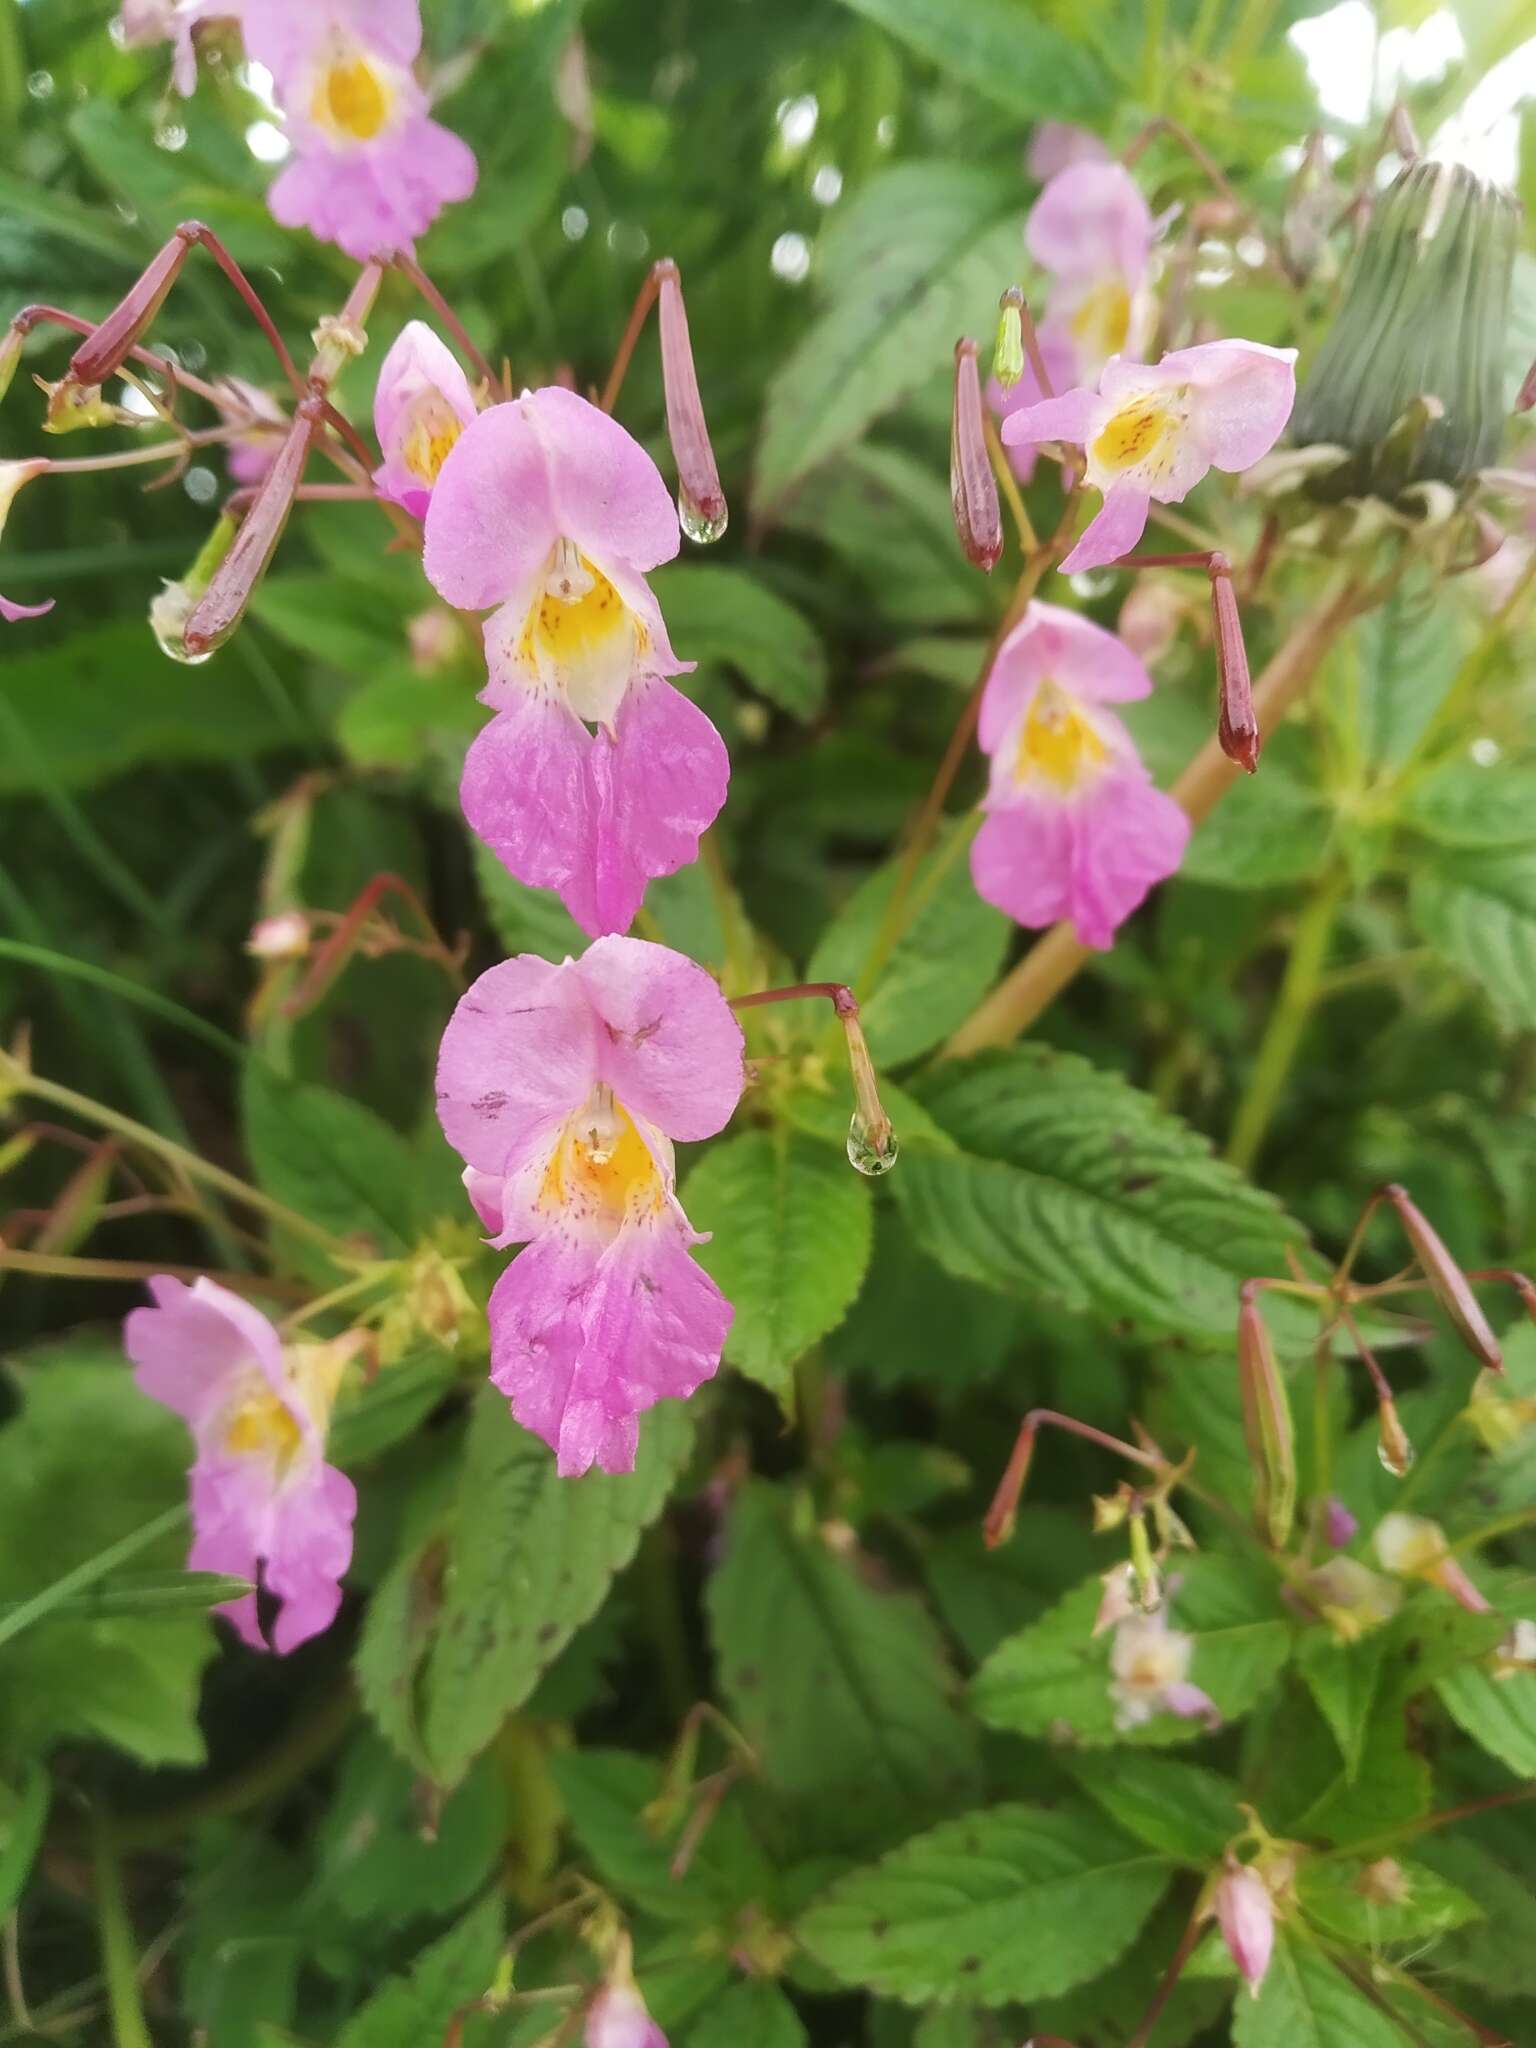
{"left": 371, "top": 321, "right": 478, "bottom": 517}
{"left": 123, "top": 1276, "right": 356, "bottom": 1653}
{"left": 1001, "top": 340, "right": 1298, "bottom": 573}
{"left": 1213, "top": 1861, "right": 1274, "bottom": 1994}
{"left": 0, "top": 462, "right": 52, "bottom": 624}
{"left": 1109, "top": 1608, "right": 1219, "bottom": 1731}
{"left": 586, "top": 1985, "right": 668, "bottom": 2048}
{"left": 214, "top": 376, "right": 288, "bottom": 488}
{"left": 241, "top": 0, "right": 477, "bottom": 261}
{"left": 1027, "top": 161, "right": 1157, "bottom": 376}
{"left": 1026, "top": 122, "right": 1109, "bottom": 182}
{"left": 435, "top": 936, "right": 745, "bottom": 1477}
{"left": 971, "top": 600, "right": 1189, "bottom": 949}
{"left": 118, "top": 0, "right": 224, "bottom": 95}
{"left": 422, "top": 388, "right": 729, "bottom": 937}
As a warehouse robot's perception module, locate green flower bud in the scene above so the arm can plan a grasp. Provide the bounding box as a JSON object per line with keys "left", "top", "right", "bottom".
{"left": 1290, "top": 160, "right": 1519, "bottom": 498}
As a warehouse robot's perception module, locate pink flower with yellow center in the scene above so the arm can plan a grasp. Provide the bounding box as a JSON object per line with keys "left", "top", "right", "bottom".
{"left": 0, "top": 462, "right": 52, "bottom": 624}
{"left": 1001, "top": 339, "right": 1298, "bottom": 573}
{"left": 371, "top": 320, "right": 478, "bottom": 517}
{"left": 241, "top": 0, "right": 477, "bottom": 262}
{"left": 124, "top": 1276, "right": 356, "bottom": 1653}
{"left": 436, "top": 936, "right": 745, "bottom": 1477}
{"left": 423, "top": 388, "right": 730, "bottom": 938}
{"left": 1028, "top": 160, "right": 1157, "bottom": 379}
{"left": 1109, "top": 1608, "right": 1219, "bottom": 1731}
{"left": 971, "top": 601, "right": 1189, "bottom": 949}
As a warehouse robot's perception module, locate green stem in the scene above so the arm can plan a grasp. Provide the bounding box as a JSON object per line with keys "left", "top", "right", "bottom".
{"left": 0, "top": 939, "right": 248, "bottom": 1063}
{"left": 0, "top": 1507, "right": 185, "bottom": 1652}
{"left": 92, "top": 1817, "right": 151, "bottom": 2048}
{"left": 6, "top": 1067, "right": 353, "bottom": 1263}
{"left": 1226, "top": 875, "right": 1346, "bottom": 1173}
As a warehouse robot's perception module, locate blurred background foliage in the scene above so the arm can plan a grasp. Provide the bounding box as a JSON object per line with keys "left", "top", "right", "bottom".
{"left": 4, "top": 0, "right": 1536, "bottom": 2042}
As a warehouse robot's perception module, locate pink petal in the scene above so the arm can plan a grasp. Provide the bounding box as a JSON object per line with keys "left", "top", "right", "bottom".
{"left": 1161, "top": 338, "right": 1298, "bottom": 473}
{"left": 422, "top": 403, "right": 562, "bottom": 614}
{"left": 998, "top": 384, "right": 1102, "bottom": 452}
{"left": 372, "top": 318, "right": 479, "bottom": 514}
{"left": 488, "top": 1219, "right": 731, "bottom": 1477}
{"left": 584, "top": 678, "right": 729, "bottom": 937}
{"left": 436, "top": 953, "right": 602, "bottom": 1183}
{"left": 576, "top": 932, "right": 745, "bottom": 1143}
{"left": 1, "top": 594, "right": 53, "bottom": 623}
{"left": 463, "top": 1165, "right": 507, "bottom": 1236}
{"left": 979, "top": 599, "right": 1152, "bottom": 753}
{"left": 1026, "top": 122, "right": 1109, "bottom": 180}
{"left": 124, "top": 1275, "right": 291, "bottom": 1431}
{"left": 1060, "top": 482, "right": 1151, "bottom": 572}
{"left": 187, "top": 1462, "right": 266, "bottom": 1648}
{"left": 1026, "top": 161, "right": 1153, "bottom": 286}
{"left": 244, "top": 0, "right": 425, "bottom": 94}
{"left": 972, "top": 801, "right": 1078, "bottom": 934}
{"left": 265, "top": 118, "right": 476, "bottom": 264}
{"left": 525, "top": 387, "right": 682, "bottom": 576}
{"left": 1163, "top": 1679, "right": 1221, "bottom": 1727}
{"left": 459, "top": 680, "right": 604, "bottom": 931}
{"left": 265, "top": 1462, "right": 357, "bottom": 1653}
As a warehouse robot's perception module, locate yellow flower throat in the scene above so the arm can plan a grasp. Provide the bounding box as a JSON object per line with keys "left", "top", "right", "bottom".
{"left": 1015, "top": 680, "right": 1109, "bottom": 792}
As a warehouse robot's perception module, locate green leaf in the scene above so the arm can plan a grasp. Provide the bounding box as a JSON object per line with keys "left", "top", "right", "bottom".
{"left": 0, "top": 1349, "right": 214, "bottom": 1768}
{"left": 473, "top": 841, "right": 588, "bottom": 962}
{"left": 685, "top": 1977, "right": 809, "bottom": 2048}
{"left": 707, "top": 1485, "right": 980, "bottom": 1844}
{"left": 310, "top": 1732, "right": 508, "bottom": 1927}
{"left": 1412, "top": 848, "right": 1536, "bottom": 1027}
{"left": 0, "top": 621, "right": 302, "bottom": 795}
{"left": 1437, "top": 1659, "right": 1536, "bottom": 1778}
{"left": 754, "top": 164, "right": 1022, "bottom": 514}
{"left": 1180, "top": 765, "right": 1333, "bottom": 889}
{"left": 806, "top": 826, "right": 1010, "bottom": 1065}
{"left": 333, "top": 1891, "right": 503, "bottom": 2047}
{"left": 797, "top": 1802, "right": 1169, "bottom": 2006}
{"left": 1295, "top": 1630, "right": 1384, "bottom": 1781}
{"left": 1354, "top": 579, "right": 1466, "bottom": 769}
{"left": 1295, "top": 1858, "right": 1482, "bottom": 1946}
{"left": 827, "top": 1207, "right": 1022, "bottom": 1401}
{"left": 895, "top": 1047, "right": 1305, "bottom": 1344}
{"left": 0, "top": 1570, "right": 250, "bottom": 1626}
{"left": 972, "top": 1557, "right": 1291, "bottom": 1748}
{"left": 0, "top": 1766, "right": 49, "bottom": 1921}
{"left": 241, "top": 1063, "right": 416, "bottom": 1257}
{"left": 683, "top": 1132, "right": 874, "bottom": 1402}
{"left": 335, "top": 668, "right": 483, "bottom": 769}
{"left": 827, "top": 0, "right": 1111, "bottom": 123}
{"left": 1065, "top": 1752, "right": 1244, "bottom": 1863}
{"left": 394, "top": 1392, "right": 692, "bottom": 1789}
{"left": 1231, "top": 1927, "right": 1410, "bottom": 2047}
{"left": 1417, "top": 1834, "right": 1536, "bottom": 1997}
{"left": 650, "top": 565, "right": 828, "bottom": 721}
{"left": 1401, "top": 761, "right": 1536, "bottom": 849}
{"left": 251, "top": 574, "right": 414, "bottom": 672}
{"left": 777, "top": 445, "right": 990, "bottom": 631}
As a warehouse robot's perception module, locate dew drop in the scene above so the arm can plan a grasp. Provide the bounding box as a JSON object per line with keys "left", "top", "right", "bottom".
{"left": 1377, "top": 1436, "right": 1415, "bottom": 1477}
{"left": 26, "top": 70, "right": 54, "bottom": 101}
{"left": 155, "top": 121, "right": 188, "bottom": 152}
{"left": 150, "top": 583, "right": 214, "bottom": 666}
{"left": 679, "top": 490, "right": 728, "bottom": 545}
{"left": 847, "top": 1112, "right": 898, "bottom": 1177}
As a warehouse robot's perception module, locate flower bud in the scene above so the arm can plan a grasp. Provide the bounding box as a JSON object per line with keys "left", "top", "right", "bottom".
{"left": 1214, "top": 1860, "right": 1274, "bottom": 1995}
{"left": 246, "top": 911, "right": 310, "bottom": 961}
{"left": 1377, "top": 1396, "right": 1415, "bottom": 1478}
{"left": 1324, "top": 1497, "right": 1358, "bottom": 1548}
{"left": 656, "top": 261, "right": 727, "bottom": 544}
{"left": 184, "top": 406, "right": 317, "bottom": 658}
{"left": 1303, "top": 1556, "right": 1402, "bottom": 1642}
{"left": 1236, "top": 1282, "right": 1295, "bottom": 1546}
{"left": 1374, "top": 1510, "right": 1491, "bottom": 1613}
{"left": 1290, "top": 161, "right": 1518, "bottom": 499}
{"left": 66, "top": 225, "right": 194, "bottom": 391}
{"left": 1211, "top": 555, "right": 1259, "bottom": 773}
{"left": 0, "top": 324, "right": 22, "bottom": 406}
{"left": 150, "top": 513, "right": 238, "bottom": 665}
{"left": 993, "top": 286, "right": 1026, "bottom": 391}
{"left": 586, "top": 1983, "right": 667, "bottom": 2048}
{"left": 1381, "top": 1182, "right": 1502, "bottom": 1371}
{"left": 951, "top": 338, "right": 1003, "bottom": 573}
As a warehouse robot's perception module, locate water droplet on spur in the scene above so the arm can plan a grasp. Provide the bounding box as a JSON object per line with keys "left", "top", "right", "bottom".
{"left": 847, "top": 1112, "right": 898, "bottom": 1177}
{"left": 1377, "top": 1435, "right": 1416, "bottom": 1477}
{"left": 678, "top": 488, "right": 728, "bottom": 545}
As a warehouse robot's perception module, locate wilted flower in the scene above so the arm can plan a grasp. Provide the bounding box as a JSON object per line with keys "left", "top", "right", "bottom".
{"left": 1001, "top": 339, "right": 1297, "bottom": 572}
{"left": 241, "top": 0, "right": 477, "bottom": 261}
{"left": 586, "top": 1983, "right": 667, "bottom": 2048}
{"left": 435, "top": 936, "right": 745, "bottom": 1476}
{"left": 1302, "top": 1556, "right": 1402, "bottom": 1642}
{"left": 371, "top": 320, "right": 478, "bottom": 518}
{"left": 1109, "top": 1608, "right": 1219, "bottom": 1730}
{"left": 1027, "top": 161, "right": 1157, "bottom": 377}
{"left": 1213, "top": 1859, "right": 1274, "bottom": 1995}
{"left": 1374, "top": 1511, "right": 1491, "bottom": 1614}
{"left": 971, "top": 600, "right": 1189, "bottom": 948}
{"left": 0, "top": 461, "right": 52, "bottom": 624}
{"left": 423, "top": 388, "right": 729, "bottom": 937}
{"left": 124, "top": 1276, "right": 357, "bottom": 1652}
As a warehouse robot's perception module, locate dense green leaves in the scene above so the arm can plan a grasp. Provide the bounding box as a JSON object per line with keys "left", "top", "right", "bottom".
{"left": 1230, "top": 1929, "right": 1408, "bottom": 2048}
{"left": 242, "top": 1063, "right": 418, "bottom": 1255}
{"left": 828, "top": 0, "right": 1112, "bottom": 123}
{"left": 1412, "top": 848, "right": 1536, "bottom": 1026}
{"left": 894, "top": 1047, "right": 1305, "bottom": 1343}
{"left": 683, "top": 1132, "right": 874, "bottom": 1401}
{"left": 708, "top": 1484, "right": 979, "bottom": 1842}
{"left": 358, "top": 1393, "right": 692, "bottom": 1788}
{"left": 332, "top": 1893, "right": 503, "bottom": 2048}
{"left": 754, "top": 163, "right": 1022, "bottom": 513}
{"left": 1437, "top": 1657, "right": 1536, "bottom": 1778}
{"left": 653, "top": 564, "right": 829, "bottom": 721}
{"left": 798, "top": 1802, "right": 1169, "bottom": 2005}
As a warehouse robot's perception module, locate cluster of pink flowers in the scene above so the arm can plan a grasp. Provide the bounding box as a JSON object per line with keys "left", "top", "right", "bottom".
{"left": 121, "top": 0, "right": 477, "bottom": 259}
